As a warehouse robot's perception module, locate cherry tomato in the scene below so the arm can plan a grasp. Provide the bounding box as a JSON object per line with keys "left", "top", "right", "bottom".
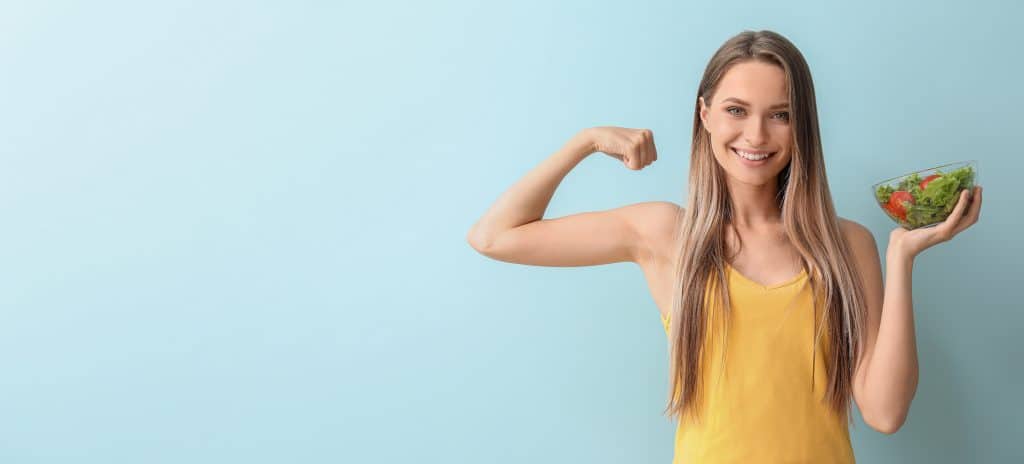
{"left": 919, "top": 174, "right": 941, "bottom": 191}
{"left": 885, "top": 190, "right": 915, "bottom": 221}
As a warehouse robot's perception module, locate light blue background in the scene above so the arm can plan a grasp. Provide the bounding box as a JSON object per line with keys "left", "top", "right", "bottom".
{"left": 1, "top": 1, "right": 1020, "bottom": 462}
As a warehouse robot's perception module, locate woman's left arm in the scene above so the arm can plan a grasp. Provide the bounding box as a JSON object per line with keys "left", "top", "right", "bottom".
{"left": 849, "top": 185, "right": 983, "bottom": 434}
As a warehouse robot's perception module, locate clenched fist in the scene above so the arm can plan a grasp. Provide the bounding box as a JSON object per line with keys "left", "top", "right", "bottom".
{"left": 583, "top": 126, "right": 658, "bottom": 171}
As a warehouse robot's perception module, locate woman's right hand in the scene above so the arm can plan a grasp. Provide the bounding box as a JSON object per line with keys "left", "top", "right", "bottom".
{"left": 582, "top": 126, "right": 658, "bottom": 171}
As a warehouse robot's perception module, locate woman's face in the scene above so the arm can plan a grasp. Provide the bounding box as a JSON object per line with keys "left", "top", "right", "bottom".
{"left": 699, "top": 60, "right": 794, "bottom": 187}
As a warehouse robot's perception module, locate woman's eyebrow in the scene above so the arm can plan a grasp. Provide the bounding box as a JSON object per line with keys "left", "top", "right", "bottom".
{"left": 721, "top": 97, "right": 790, "bottom": 109}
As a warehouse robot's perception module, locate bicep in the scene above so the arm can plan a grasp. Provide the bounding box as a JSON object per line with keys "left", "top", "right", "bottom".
{"left": 473, "top": 201, "right": 681, "bottom": 268}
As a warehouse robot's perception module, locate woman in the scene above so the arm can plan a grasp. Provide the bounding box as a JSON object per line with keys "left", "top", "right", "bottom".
{"left": 466, "top": 29, "right": 982, "bottom": 463}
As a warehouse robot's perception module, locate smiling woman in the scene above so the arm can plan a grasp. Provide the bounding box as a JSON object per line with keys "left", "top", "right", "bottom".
{"left": 465, "top": 28, "right": 983, "bottom": 464}
{"left": 655, "top": 31, "right": 879, "bottom": 463}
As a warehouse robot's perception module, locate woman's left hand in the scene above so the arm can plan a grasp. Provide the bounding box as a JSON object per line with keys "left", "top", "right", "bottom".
{"left": 889, "top": 186, "right": 983, "bottom": 260}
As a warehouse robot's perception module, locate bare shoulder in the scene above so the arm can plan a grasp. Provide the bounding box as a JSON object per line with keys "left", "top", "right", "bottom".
{"left": 625, "top": 200, "right": 684, "bottom": 266}
{"left": 838, "top": 216, "right": 877, "bottom": 251}
{"left": 837, "top": 217, "right": 884, "bottom": 282}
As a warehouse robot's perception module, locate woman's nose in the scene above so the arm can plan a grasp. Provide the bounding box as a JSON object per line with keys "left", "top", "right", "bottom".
{"left": 744, "top": 118, "right": 768, "bottom": 146}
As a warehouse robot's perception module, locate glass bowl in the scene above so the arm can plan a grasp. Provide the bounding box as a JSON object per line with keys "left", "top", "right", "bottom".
{"left": 871, "top": 160, "right": 978, "bottom": 230}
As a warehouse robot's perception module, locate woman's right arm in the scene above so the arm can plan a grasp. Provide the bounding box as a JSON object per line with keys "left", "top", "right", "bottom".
{"left": 466, "top": 127, "right": 677, "bottom": 267}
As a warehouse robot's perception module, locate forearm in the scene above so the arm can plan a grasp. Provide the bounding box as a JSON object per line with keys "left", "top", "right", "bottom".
{"left": 467, "top": 131, "right": 594, "bottom": 247}
{"left": 866, "top": 250, "right": 921, "bottom": 424}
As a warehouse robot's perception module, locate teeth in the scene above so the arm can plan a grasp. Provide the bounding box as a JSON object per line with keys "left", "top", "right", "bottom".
{"left": 734, "top": 148, "right": 773, "bottom": 160}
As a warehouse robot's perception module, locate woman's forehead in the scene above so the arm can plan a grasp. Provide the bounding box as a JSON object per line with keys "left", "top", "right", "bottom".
{"left": 716, "top": 62, "right": 789, "bottom": 105}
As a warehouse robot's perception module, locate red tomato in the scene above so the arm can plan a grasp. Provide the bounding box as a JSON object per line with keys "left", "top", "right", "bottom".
{"left": 919, "top": 174, "right": 941, "bottom": 191}
{"left": 883, "top": 203, "right": 903, "bottom": 220}
{"left": 885, "top": 190, "right": 915, "bottom": 221}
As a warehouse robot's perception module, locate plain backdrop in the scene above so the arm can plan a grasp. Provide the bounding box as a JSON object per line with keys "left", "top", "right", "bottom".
{"left": 1, "top": 0, "right": 1021, "bottom": 462}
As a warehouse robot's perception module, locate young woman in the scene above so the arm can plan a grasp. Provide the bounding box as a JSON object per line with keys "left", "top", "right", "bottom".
{"left": 466, "top": 30, "right": 982, "bottom": 463}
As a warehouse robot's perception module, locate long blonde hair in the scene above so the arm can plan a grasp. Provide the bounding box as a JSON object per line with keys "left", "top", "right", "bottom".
{"left": 665, "top": 30, "right": 868, "bottom": 426}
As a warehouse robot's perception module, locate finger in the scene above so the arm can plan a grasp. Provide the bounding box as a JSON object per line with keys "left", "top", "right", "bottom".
{"left": 646, "top": 129, "right": 656, "bottom": 166}
{"left": 637, "top": 131, "right": 650, "bottom": 168}
{"left": 650, "top": 131, "right": 658, "bottom": 163}
{"left": 953, "top": 186, "right": 982, "bottom": 235}
{"left": 940, "top": 188, "right": 972, "bottom": 239}
{"left": 642, "top": 130, "right": 655, "bottom": 166}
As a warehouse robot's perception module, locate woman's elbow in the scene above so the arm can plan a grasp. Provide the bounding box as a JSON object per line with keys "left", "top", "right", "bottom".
{"left": 867, "top": 412, "right": 907, "bottom": 435}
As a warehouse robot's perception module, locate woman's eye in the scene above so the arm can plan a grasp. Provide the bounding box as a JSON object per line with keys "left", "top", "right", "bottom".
{"left": 725, "top": 107, "right": 789, "bottom": 121}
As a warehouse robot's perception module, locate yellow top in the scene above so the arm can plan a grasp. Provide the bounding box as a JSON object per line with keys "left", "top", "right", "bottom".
{"left": 660, "top": 263, "right": 855, "bottom": 463}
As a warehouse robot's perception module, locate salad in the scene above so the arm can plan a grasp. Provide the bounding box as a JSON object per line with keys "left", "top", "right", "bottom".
{"left": 874, "top": 164, "right": 976, "bottom": 229}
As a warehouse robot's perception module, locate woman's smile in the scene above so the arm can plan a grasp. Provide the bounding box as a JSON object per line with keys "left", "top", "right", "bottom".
{"left": 731, "top": 147, "right": 777, "bottom": 165}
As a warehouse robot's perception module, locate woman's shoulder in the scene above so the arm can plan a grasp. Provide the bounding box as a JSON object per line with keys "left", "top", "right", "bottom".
{"left": 836, "top": 217, "right": 882, "bottom": 276}
{"left": 627, "top": 201, "right": 684, "bottom": 266}
{"left": 837, "top": 216, "right": 876, "bottom": 247}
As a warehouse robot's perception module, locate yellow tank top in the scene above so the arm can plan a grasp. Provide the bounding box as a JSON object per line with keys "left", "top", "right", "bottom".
{"left": 660, "top": 263, "right": 855, "bottom": 463}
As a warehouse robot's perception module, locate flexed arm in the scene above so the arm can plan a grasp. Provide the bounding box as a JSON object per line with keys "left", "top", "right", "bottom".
{"left": 467, "top": 127, "right": 670, "bottom": 267}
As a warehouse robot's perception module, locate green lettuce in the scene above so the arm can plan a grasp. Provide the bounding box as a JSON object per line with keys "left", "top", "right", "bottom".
{"left": 875, "top": 165, "right": 975, "bottom": 229}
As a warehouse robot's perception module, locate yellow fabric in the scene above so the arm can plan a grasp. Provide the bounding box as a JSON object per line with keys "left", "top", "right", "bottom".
{"left": 660, "top": 263, "right": 855, "bottom": 463}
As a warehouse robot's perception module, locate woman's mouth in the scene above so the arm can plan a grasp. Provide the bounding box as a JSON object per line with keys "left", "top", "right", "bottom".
{"left": 731, "top": 147, "right": 776, "bottom": 165}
